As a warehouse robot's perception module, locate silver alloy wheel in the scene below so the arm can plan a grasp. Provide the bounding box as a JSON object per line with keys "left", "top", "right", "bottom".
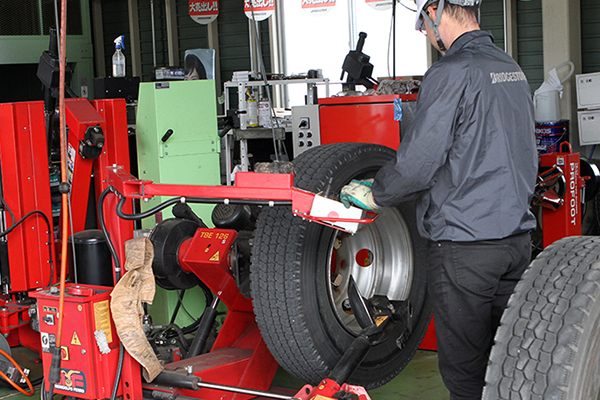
{"left": 328, "top": 207, "right": 414, "bottom": 334}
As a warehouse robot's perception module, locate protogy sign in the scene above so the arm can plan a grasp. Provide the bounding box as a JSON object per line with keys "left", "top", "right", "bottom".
{"left": 244, "top": 0, "right": 275, "bottom": 21}
{"left": 366, "top": 0, "right": 393, "bottom": 10}
{"left": 189, "top": 0, "right": 219, "bottom": 25}
{"left": 301, "top": 0, "right": 336, "bottom": 15}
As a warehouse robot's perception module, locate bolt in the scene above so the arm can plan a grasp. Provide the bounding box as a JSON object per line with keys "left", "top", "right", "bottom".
{"left": 165, "top": 144, "right": 168, "bottom": 148}
{"left": 81, "top": 349, "right": 86, "bottom": 354}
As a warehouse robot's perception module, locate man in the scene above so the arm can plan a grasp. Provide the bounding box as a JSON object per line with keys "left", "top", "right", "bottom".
{"left": 340, "top": 0, "right": 537, "bottom": 399}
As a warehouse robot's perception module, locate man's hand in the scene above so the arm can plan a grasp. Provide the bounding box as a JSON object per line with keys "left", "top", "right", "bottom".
{"left": 339, "top": 179, "right": 380, "bottom": 210}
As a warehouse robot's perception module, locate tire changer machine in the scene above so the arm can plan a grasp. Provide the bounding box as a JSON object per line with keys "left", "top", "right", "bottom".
{"left": 0, "top": 38, "right": 406, "bottom": 400}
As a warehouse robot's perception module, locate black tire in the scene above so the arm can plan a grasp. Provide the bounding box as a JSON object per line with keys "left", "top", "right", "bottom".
{"left": 250, "top": 142, "right": 431, "bottom": 389}
{"left": 484, "top": 235, "right": 600, "bottom": 399}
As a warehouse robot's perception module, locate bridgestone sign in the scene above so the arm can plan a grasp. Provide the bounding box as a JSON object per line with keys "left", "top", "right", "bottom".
{"left": 189, "top": 0, "right": 219, "bottom": 25}
{"left": 245, "top": 0, "right": 275, "bottom": 21}
{"left": 301, "top": 0, "right": 336, "bottom": 15}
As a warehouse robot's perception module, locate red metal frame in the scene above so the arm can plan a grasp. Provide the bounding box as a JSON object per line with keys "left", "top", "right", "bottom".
{"left": 153, "top": 226, "right": 279, "bottom": 398}
{"left": 65, "top": 98, "right": 134, "bottom": 268}
{"left": 540, "top": 142, "right": 584, "bottom": 247}
{"left": 107, "top": 167, "right": 376, "bottom": 229}
{"left": 319, "top": 94, "right": 417, "bottom": 149}
{"left": 0, "top": 101, "right": 55, "bottom": 294}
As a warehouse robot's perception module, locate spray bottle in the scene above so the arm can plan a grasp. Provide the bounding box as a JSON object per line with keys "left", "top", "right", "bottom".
{"left": 112, "top": 35, "right": 126, "bottom": 77}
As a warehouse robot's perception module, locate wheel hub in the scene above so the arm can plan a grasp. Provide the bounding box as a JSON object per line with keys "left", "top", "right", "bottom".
{"left": 328, "top": 207, "right": 413, "bottom": 334}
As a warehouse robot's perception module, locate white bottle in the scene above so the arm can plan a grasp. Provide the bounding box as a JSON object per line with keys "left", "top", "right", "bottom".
{"left": 112, "top": 35, "right": 126, "bottom": 77}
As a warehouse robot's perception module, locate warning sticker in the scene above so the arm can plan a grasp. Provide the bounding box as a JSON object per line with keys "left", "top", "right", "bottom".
{"left": 209, "top": 251, "right": 220, "bottom": 261}
{"left": 93, "top": 300, "right": 113, "bottom": 343}
{"left": 71, "top": 332, "right": 81, "bottom": 346}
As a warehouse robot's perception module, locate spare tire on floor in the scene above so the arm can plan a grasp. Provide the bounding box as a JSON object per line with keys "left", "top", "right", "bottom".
{"left": 250, "top": 142, "right": 431, "bottom": 389}
{"left": 484, "top": 235, "right": 600, "bottom": 399}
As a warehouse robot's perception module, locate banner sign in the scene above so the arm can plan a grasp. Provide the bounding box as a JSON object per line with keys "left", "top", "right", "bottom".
{"left": 366, "top": 0, "right": 393, "bottom": 11}
{"left": 244, "top": 0, "right": 275, "bottom": 21}
{"left": 189, "top": 0, "right": 219, "bottom": 24}
{"left": 301, "top": 0, "right": 336, "bottom": 15}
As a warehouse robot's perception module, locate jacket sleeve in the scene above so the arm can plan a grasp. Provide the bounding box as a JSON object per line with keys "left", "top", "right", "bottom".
{"left": 372, "top": 60, "right": 468, "bottom": 207}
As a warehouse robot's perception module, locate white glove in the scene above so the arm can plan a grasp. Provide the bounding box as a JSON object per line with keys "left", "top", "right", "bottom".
{"left": 340, "top": 179, "right": 380, "bottom": 210}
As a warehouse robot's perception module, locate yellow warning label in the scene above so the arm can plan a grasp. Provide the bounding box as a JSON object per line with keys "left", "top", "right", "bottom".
{"left": 71, "top": 332, "right": 81, "bottom": 346}
{"left": 209, "top": 251, "right": 220, "bottom": 261}
{"left": 374, "top": 315, "right": 389, "bottom": 327}
{"left": 93, "top": 300, "right": 113, "bottom": 343}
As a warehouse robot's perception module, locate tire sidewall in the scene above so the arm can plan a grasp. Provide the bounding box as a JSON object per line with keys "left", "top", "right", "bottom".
{"left": 293, "top": 143, "right": 430, "bottom": 386}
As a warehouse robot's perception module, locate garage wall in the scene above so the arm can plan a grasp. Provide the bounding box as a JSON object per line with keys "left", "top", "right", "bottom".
{"left": 101, "top": 0, "right": 131, "bottom": 77}
{"left": 100, "top": 0, "right": 271, "bottom": 83}
{"left": 516, "top": 0, "right": 543, "bottom": 92}
{"left": 479, "top": 0, "right": 505, "bottom": 51}
{"left": 581, "top": 0, "right": 600, "bottom": 73}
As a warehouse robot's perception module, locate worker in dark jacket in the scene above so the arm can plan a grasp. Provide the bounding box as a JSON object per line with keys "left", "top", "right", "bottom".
{"left": 340, "top": 0, "right": 537, "bottom": 398}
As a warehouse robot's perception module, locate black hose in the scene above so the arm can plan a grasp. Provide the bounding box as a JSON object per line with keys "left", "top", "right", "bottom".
{"left": 170, "top": 290, "right": 186, "bottom": 325}
{"left": 98, "top": 187, "right": 121, "bottom": 282}
{"left": 110, "top": 344, "right": 124, "bottom": 400}
{"left": 0, "top": 202, "right": 55, "bottom": 287}
{"left": 115, "top": 195, "right": 291, "bottom": 221}
{"left": 97, "top": 187, "right": 124, "bottom": 400}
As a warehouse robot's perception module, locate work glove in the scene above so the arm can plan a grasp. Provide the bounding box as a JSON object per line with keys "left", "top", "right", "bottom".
{"left": 339, "top": 179, "right": 380, "bottom": 210}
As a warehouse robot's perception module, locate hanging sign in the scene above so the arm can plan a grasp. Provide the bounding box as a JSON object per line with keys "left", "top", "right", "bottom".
{"left": 366, "top": 0, "right": 393, "bottom": 10}
{"left": 189, "top": 0, "right": 219, "bottom": 24}
{"left": 301, "top": 0, "right": 336, "bottom": 15}
{"left": 244, "top": 0, "right": 275, "bottom": 21}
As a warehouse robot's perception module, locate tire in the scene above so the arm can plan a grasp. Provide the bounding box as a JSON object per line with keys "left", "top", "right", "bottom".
{"left": 484, "top": 235, "right": 600, "bottom": 400}
{"left": 250, "top": 142, "right": 431, "bottom": 389}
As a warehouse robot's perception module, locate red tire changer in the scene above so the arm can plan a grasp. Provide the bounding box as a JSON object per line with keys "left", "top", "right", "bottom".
{"left": 35, "top": 161, "right": 407, "bottom": 400}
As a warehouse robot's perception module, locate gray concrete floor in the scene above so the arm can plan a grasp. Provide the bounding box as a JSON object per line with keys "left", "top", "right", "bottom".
{"left": 1, "top": 348, "right": 449, "bottom": 399}
{"left": 271, "top": 350, "right": 449, "bottom": 400}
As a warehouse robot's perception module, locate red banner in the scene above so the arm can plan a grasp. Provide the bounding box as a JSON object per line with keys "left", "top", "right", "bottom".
{"left": 244, "top": 0, "right": 275, "bottom": 21}
{"left": 189, "top": 0, "right": 219, "bottom": 24}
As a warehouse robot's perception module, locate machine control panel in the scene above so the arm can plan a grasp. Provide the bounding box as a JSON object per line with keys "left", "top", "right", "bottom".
{"left": 292, "top": 105, "right": 321, "bottom": 158}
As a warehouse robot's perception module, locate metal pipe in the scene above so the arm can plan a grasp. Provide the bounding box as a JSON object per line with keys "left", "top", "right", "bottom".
{"left": 150, "top": 0, "right": 157, "bottom": 67}
{"left": 195, "top": 381, "right": 293, "bottom": 400}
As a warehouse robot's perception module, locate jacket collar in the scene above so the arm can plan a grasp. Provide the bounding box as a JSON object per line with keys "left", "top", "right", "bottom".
{"left": 445, "top": 30, "right": 494, "bottom": 56}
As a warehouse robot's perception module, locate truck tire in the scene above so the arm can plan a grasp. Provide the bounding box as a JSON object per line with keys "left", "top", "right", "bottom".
{"left": 484, "top": 235, "right": 600, "bottom": 399}
{"left": 250, "top": 143, "right": 431, "bottom": 389}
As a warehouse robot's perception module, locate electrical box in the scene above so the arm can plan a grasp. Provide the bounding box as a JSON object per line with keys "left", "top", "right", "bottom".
{"left": 578, "top": 109, "right": 600, "bottom": 145}
{"left": 136, "top": 80, "right": 221, "bottom": 229}
{"left": 576, "top": 73, "right": 600, "bottom": 109}
{"left": 292, "top": 105, "right": 321, "bottom": 157}
{"left": 32, "top": 284, "right": 121, "bottom": 399}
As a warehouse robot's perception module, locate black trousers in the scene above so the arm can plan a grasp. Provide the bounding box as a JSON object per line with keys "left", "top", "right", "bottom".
{"left": 427, "top": 232, "right": 531, "bottom": 400}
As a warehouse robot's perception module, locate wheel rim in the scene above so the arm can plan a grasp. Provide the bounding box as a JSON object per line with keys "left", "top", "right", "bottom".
{"left": 327, "top": 207, "right": 414, "bottom": 334}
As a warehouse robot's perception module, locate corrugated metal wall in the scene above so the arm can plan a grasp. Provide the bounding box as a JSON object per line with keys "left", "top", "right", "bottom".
{"left": 101, "top": 0, "right": 271, "bottom": 83}
{"left": 101, "top": 0, "right": 130, "bottom": 77}
{"left": 581, "top": 0, "right": 600, "bottom": 73}
{"left": 516, "top": 0, "right": 543, "bottom": 92}
{"left": 479, "top": 0, "right": 505, "bottom": 51}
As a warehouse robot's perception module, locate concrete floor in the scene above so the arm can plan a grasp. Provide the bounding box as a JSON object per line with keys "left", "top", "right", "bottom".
{"left": 0, "top": 348, "right": 449, "bottom": 399}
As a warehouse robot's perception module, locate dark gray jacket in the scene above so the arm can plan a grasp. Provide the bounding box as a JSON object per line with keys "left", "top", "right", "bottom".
{"left": 372, "top": 30, "right": 537, "bottom": 241}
